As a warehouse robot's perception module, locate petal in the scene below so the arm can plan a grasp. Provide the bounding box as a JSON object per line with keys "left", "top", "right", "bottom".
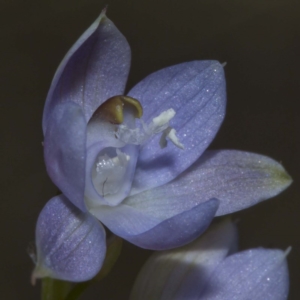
{"left": 91, "top": 198, "right": 219, "bottom": 250}
{"left": 44, "top": 102, "right": 86, "bottom": 211}
{"left": 130, "top": 150, "right": 292, "bottom": 217}
{"left": 201, "top": 248, "right": 289, "bottom": 300}
{"left": 130, "top": 219, "right": 238, "bottom": 300}
{"left": 32, "top": 195, "right": 106, "bottom": 282}
{"left": 43, "top": 11, "right": 131, "bottom": 132}
{"left": 128, "top": 61, "right": 226, "bottom": 193}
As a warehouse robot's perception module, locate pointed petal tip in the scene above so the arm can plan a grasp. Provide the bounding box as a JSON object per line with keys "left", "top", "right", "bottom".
{"left": 267, "top": 161, "right": 293, "bottom": 193}
{"left": 92, "top": 8, "right": 107, "bottom": 29}
{"left": 101, "top": 5, "right": 108, "bottom": 15}
{"left": 30, "top": 265, "right": 51, "bottom": 286}
{"left": 210, "top": 60, "right": 226, "bottom": 74}
{"left": 98, "top": 6, "right": 108, "bottom": 23}
{"left": 284, "top": 246, "right": 292, "bottom": 257}
{"left": 31, "top": 270, "right": 38, "bottom": 286}
{"left": 259, "top": 247, "right": 290, "bottom": 263}
{"left": 281, "top": 168, "right": 293, "bottom": 187}
{"left": 200, "top": 60, "right": 225, "bottom": 81}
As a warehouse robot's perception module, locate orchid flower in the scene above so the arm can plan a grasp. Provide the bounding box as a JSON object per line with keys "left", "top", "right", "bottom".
{"left": 130, "top": 219, "right": 290, "bottom": 300}
{"left": 32, "top": 10, "right": 292, "bottom": 282}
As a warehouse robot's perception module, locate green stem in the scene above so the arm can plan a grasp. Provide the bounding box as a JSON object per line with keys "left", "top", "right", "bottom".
{"left": 41, "top": 277, "right": 72, "bottom": 300}
{"left": 64, "top": 281, "right": 93, "bottom": 300}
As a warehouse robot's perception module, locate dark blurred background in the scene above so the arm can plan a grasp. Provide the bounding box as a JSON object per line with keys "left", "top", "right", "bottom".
{"left": 1, "top": 0, "right": 299, "bottom": 299}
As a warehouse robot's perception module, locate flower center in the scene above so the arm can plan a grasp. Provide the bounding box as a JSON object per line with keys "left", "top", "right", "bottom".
{"left": 86, "top": 95, "right": 184, "bottom": 206}
{"left": 93, "top": 148, "right": 130, "bottom": 196}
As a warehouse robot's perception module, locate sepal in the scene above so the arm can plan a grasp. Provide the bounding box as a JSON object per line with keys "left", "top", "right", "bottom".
{"left": 91, "top": 198, "right": 219, "bottom": 250}
{"left": 43, "top": 11, "right": 131, "bottom": 131}
{"left": 129, "top": 61, "right": 226, "bottom": 193}
{"left": 32, "top": 195, "right": 106, "bottom": 282}
{"left": 130, "top": 150, "right": 292, "bottom": 217}
{"left": 130, "top": 219, "right": 290, "bottom": 300}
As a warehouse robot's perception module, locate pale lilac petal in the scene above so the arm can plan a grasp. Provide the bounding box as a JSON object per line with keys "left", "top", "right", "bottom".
{"left": 201, "top": 248, "right": 289, "bottom": 300}
{"left": 43, "top": 12, "right": 131, "bottom": 132}
{"left": 129, "top": 150, "right": 292, "bottom": 217}
{"left": 33, "top": 195, "right": 106, "bottom": 282}
{"left": 128, "top": 61, "right": 226, "bottom": 194}
{"left": 130, "top": 219, "right": 238, "bottom": 300}
{"left": 44, "top": 102, "right": 86, "bottom": 211}
{"left": 91, "top": 198, "right": 219, "bottom": 250}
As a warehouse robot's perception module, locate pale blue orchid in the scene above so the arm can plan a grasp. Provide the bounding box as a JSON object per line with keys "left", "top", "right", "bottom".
{"left": 130, "top": 219, "right": 290, "bottom": 300}
{"left": 32, "top": 10, "right": 292, "bottom": 282}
